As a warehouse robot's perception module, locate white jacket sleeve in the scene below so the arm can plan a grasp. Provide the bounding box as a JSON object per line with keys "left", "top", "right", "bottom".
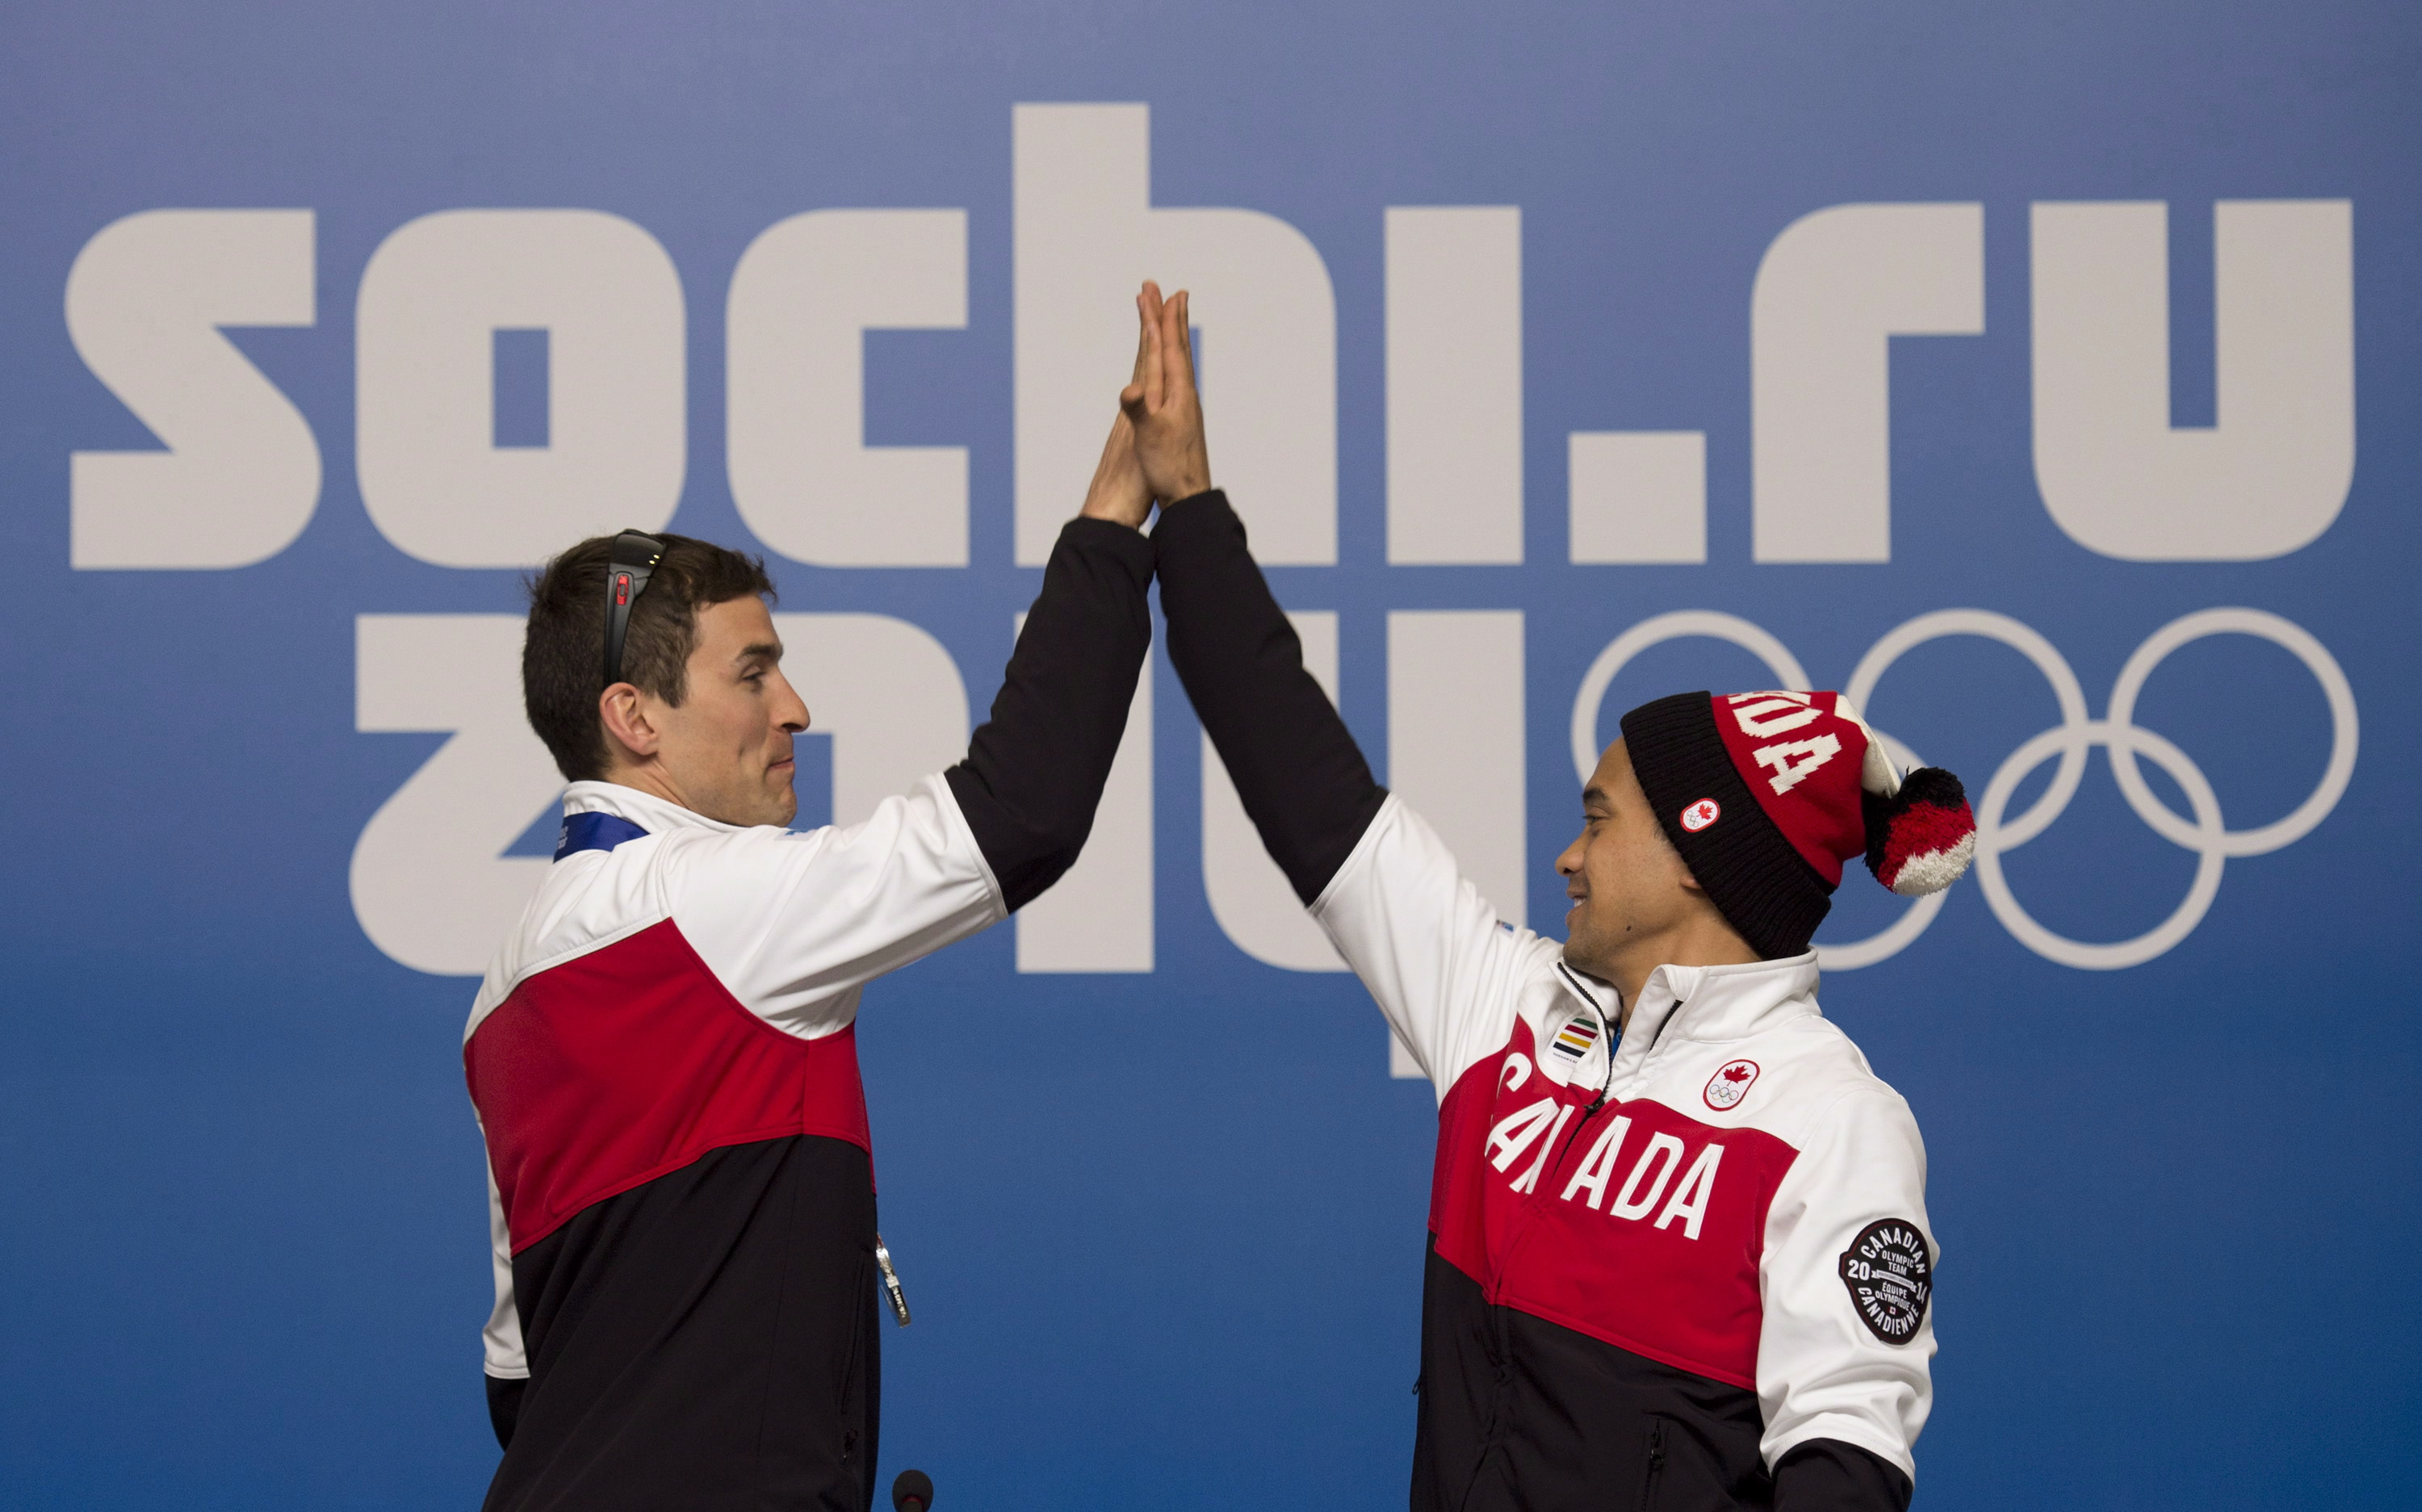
{"left": 665, "top": 773, "right": 1007, "bottom": 1028}
{"left": 1755, "top": 1086, "right": 1937, "bottom": 1482}
{"left": 1312, "top": 796, "right": 1553, "bottom": 1095}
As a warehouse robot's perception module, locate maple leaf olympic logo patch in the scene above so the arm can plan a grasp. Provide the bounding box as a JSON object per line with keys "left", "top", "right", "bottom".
{"left": 1702, "top": 1058, "right": 1758, "bottom": 1110}
{"left": 1839, "top": 1218, "right": 1933, "bottom": 1344}
{"left": 1680, "top": 798, "right": 1721, "bottom": 832}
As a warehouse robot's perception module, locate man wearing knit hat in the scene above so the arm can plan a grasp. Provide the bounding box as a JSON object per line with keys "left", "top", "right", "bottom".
{"left": 1119, "top": 283, "right": 1975, "bottom": 1512}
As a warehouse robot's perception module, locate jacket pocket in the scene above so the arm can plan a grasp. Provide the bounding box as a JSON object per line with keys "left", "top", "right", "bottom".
{"left": 838, "top": 1246, "right": 874, "bottom": 1460}
{"left": 1636, "top": 1418, "right": 1668, "bottom": 1512}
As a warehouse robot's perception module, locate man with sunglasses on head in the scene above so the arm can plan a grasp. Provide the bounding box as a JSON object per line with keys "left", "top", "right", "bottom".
{"left": 1121, "top": 281, "right": 1972, "bottom": 1512}
{"left": 462, "top": 384, "right": 1158, "bottom": 1512}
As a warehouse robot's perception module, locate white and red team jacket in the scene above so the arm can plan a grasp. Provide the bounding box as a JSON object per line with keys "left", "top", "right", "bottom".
{"left": 1322, "top": 798, "right": 1936, "bottom": 1489}
{"left": 1156, "top": 490, "right": 1934, "bottom": 1512}
{"left": 467, "top": 773, "right": 1001, "bottom": 1387}
{"left": 464, "top": 517, "right": 1156, "bottom": 1512}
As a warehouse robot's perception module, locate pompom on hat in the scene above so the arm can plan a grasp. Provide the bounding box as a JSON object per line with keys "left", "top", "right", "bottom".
{"left": 1618, "top": 690, "right": 1977, "bottom": 959}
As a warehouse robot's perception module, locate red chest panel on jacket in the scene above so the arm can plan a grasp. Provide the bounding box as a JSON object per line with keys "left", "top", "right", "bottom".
{"left": 466, "top": 919, "right": 872, "bottom": 1254}
{"left": 1430, "top": 1022, "right": 1799, "bottom": 1388}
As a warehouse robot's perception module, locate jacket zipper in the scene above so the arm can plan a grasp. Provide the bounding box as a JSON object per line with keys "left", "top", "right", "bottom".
{"left": 1485, "top": 992, "right": 1618, "bottom": 1297}
{"left": 1482, "top": 978, "right": 1618, "bottom": 1279}
{"left": 1485, "top": 1092, "right": 1607, "bottom": 1296}
{"left": 1491, "top": 995, "right": 1678, "bottom": 1294}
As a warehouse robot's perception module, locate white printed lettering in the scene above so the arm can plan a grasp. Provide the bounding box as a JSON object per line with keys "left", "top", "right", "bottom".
{"left": 1755, "top": 734, "right": 1842, "bottom": 794}
{"left": 1386, "top": 206, "right": 1523, "bottom": 565}
{"left": 727, "top": 208, "right": 970, "bottom": 567}
{"left": 1608, "top": 1133, "right": 1687, "bottom": 1220}
{"left": 1511, "top": 1106, "right": 1574, "bottom": 1194}
{"left": 350, "top": 615, "right": 562, "bottom": 976}
{"left": 68, "top": 209, "right": 321, "bottom": 569}
{"left": 1568, "top": 430, "right": 1706, "bottom": 565}
{"left": 2031, "top": 199, "right": 2353, "bottom": 562}
{"left": 1485, "top": 1098, "right": 1559, "bottom": 1172}
{"left": 1751, "top": 203, "right": 1986, "bottom": 563}
{"left": 1653, "top": 1144, "right": 1725, "bottom": 1239}
{"left": 357, "top": 209, "right": 685, "bottom": 567}
{"left": 1730, "top": 695, "right": 1823, "bottom": 739}
{"left": 1557, "top": 1116, "right": 1632, "bottom": 1210}
{"left": 1390, "top": 612, "right": 1527, "bottom": 936}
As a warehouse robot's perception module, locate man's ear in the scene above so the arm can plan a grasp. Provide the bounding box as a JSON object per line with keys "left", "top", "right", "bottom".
{"left": 599, "top": 684, "right": 661, "bottom": 763}
{"left": 1675, "top": 863, "right": 1708, "bottom": 895}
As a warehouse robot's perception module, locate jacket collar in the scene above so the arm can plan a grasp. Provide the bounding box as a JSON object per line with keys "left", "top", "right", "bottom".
{"left": 1618, "top": 951, "right": 1821, "bottom": 1056}
{"left": 561, "top": 780, "right": 743, "bottom": 837}
{"left": 1553, "top": 960, "right": 1618, "bottom": 1024}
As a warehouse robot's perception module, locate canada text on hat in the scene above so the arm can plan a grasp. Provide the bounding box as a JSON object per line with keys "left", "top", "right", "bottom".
{"left": 1619, "top": 689, "right": 1979, "bottom": 959}
{"left": 1710, "top": 691, "right": 1976, "bottom": 897}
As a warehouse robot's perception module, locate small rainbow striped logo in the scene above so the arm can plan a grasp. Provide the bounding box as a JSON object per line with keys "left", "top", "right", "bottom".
{"left": 1550, "top": 1016, "right": 1601, "bottom": 1062}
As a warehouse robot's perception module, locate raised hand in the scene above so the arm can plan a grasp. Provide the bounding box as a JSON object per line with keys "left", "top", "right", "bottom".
{"left": 1077, "top": 413, "right": 1151, "bottom": 530}
{"left": 1077, "top": 300, "right": 1159, "bottom": 529}
{"left": 1119, "top": 281, "right": 1213, "bottom": 504}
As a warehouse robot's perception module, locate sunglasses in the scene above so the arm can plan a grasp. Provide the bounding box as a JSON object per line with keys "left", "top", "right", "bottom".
{"left": 604, "top": 530, "right": 667, "bottom": 687}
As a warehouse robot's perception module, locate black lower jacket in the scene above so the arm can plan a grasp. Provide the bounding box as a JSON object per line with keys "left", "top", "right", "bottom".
{"left": 484, "top": 1137, "right": 881, "bottom": 1512}
{"left": 1156, "top": 491, "right": 1912, "bottom": 1512}
{"left": 1414, "top": 1240, "right": 1905, "bottom": 1512}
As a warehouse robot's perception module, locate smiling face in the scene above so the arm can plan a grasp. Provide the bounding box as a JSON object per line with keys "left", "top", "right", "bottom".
{"left": 630, "top": 595, "right": 809, "bottom": 827}
{"left": 1554, "top": 739, "right": 1715, "bottom": 990}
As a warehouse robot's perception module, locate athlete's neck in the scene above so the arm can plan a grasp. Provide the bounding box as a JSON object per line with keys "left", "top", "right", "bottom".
{"left": 1594, "top": 919, "right": 1761, "bottom": 1028}
{"left": 598, "top": 757, "right": 695, "bottom": 816}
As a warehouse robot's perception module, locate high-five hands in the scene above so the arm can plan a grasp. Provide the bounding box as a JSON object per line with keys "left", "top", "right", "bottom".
{"left": 1120, "top": 282, "right": 1213, "bottom": 505}
{"left": 1076, "top": 295, "right": 1162, "bottom": 530}
{"left": 1077, "top": 280, "right": 1211, "bottom": 529}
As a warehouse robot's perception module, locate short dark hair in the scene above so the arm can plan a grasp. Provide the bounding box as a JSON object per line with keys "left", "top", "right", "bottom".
{"left": 522, "top": 532, "right": 777, "bottom": 782}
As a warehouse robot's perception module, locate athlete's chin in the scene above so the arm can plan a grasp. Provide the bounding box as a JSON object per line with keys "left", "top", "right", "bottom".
{"left": 1560, "top": 928, "right": 1611, "bottom": 980}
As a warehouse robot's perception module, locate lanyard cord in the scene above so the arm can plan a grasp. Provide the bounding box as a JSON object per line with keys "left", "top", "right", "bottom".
{"left": 1554, "top": 961, "right": 1622, "bottom": 1113}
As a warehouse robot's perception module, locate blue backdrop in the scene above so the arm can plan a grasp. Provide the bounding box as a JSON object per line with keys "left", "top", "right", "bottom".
{"left": 3, "top": 3, "right": 2416, "bottom": 1508}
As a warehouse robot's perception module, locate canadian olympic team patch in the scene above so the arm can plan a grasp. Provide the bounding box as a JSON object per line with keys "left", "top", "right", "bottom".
{"left": 1838, "top": 1219, "right": 1932, "bottom": 1344}
{"left": 1703, "top": 1059, "right": 1758, "bottom": 1110}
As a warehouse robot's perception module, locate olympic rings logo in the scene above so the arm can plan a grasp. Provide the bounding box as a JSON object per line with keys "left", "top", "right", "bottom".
{"left": 1569, "top": 608, "right": 2359, "bottom": 971}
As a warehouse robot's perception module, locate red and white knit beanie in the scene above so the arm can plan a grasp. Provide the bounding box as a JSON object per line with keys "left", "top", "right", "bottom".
{"left": 1618, "top": 690, "right": 1977, "bottom": 959}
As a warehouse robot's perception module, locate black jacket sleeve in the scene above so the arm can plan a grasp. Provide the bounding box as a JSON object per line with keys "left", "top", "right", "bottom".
{"left": 487, "top": 1374, "right": 525, "bottom": 1451}
{"left": 1154, "top": 489, "right": 1386, "bottom": 904}
{"left": 1774, "top": 1439, "right": 1913, "bottom": 1512}
{"left": 945, "top": 515, "right": 1156, "bottom": 911}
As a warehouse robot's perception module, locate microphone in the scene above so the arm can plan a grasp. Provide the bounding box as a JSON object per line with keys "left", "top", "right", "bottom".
{"left": 892, "top": 1468, "right": 934, "bottom": 1512}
